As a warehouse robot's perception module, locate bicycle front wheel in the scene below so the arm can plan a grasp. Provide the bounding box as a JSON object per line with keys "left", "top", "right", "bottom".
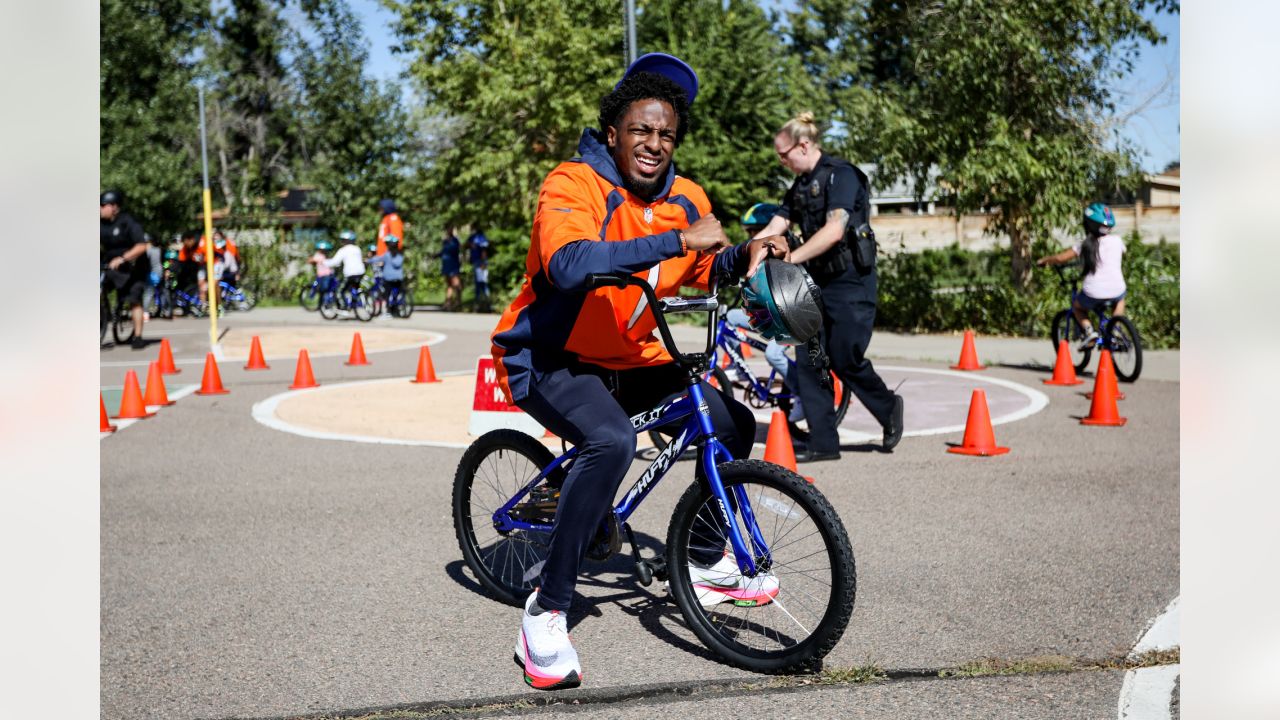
{"left": 319, "top": 296, "right": 338, "bottom": 320}
{"left": 112, "top": 305, "right": 135, "bottom": 344}
{"left": 352, "top": 291, "right": 374, "bottom": 321}
{"left": 1104, "top": 316, "right": 1143, "bottom": 382}
{"left": 666, "top": 459, "right": 856, "bottom": 673}
{"left": 1051, "top": 309, "right": 1092, "bottom": 373}
{"left": 453, "top": 429, "right": 564, "bottom": 607}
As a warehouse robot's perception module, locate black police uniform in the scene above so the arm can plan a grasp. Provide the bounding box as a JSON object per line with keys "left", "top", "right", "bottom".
{"left": 101, "top": 211, "right": 149, "bottom": 307}
{"left": 777, "top": 153, "right": 896, "bottom": 454}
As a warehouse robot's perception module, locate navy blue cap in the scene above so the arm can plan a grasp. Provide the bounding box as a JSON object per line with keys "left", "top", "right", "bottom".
{"left": 616, "top": 52, "right": 699, "bottom": 106}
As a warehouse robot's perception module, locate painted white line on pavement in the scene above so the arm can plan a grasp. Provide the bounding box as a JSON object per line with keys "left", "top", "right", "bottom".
{"left": 251, "top": 372, "right": 475, "bottom": 449}
{"left": 1118, "top": 664, "right": 1179, "bottom": 720}
{"left": 100, "top": 384, "right": 199, "bottom": 440}
{"left": 1131, "top": 596, "right": 1180, "bottom": 657}
{"left": 745, "top": 365, "right": 1049, "bottom": 442}
{"left": 99, "top": 332, "right": 448, "bottom": 368}
{"left": 1116, "top": 596, "right": 1180, "bottom": 719}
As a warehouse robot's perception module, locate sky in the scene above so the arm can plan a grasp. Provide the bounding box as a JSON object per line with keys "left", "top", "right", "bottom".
{"left": 349, "top": 0, "right": 1180, "bottom": 173}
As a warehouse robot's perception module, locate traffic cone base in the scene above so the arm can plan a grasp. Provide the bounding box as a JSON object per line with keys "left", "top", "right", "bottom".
{"left": 157, "top": 338, "right": 180, "bottom": 374}
{"left": 411, "top": 345, "right": 441, "bottom": 383}
{"left": 947, "top": 389, "right": 1008, "bottom": 456}
{"left": 100, "top": 394, "right": 117, "bottom": 433}
{"left": 345, "top": 332, "right": 370, "bottom": 366}
{"left": 143, "top": 361, "right": 174, "bottom": 406}
{"left": 1043, "top": 340, "right": 1083, "bottom": 386}
{"left": 244, "top": 335, "right": 270, "bottom": 370}
{"left": 115, "top": 370, "right": 155, "bottom": 419}
{"left": 290, "top": 349, "right": 319, "bottom": 389}
{"left": 950, "top": 330, "right": 984, "bottom": 371}
{"left": 196, "top": 353, "right": 230, "bottom": 395}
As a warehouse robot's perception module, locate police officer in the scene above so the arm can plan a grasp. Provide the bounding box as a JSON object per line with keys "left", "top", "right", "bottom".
{"left": 100, "top": 190, "right": 150, "bottom": 349}
{"left": 751, "top": 112, "right": 904, "bottom": 461}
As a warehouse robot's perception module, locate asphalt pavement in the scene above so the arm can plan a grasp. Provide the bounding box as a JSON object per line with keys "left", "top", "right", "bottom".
{"left": 100, "top": 307, "right": 1178, "bottom": 719}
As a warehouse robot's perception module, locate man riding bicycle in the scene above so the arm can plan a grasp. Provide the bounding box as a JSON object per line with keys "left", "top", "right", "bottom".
{"left": 100, "top": 190, "right": 150, "bottom": 349}
{"left": 490, "top": 53, "right": 789, "bottom": 690}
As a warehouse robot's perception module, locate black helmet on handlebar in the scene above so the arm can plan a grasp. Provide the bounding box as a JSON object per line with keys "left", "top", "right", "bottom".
{"left": 740, "top": 259, "right": 824, "bottom": 346}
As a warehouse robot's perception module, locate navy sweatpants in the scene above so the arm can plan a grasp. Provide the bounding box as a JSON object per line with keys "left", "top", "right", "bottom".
{"left": 516, "top": 361, "right": 757, "bottom": 612}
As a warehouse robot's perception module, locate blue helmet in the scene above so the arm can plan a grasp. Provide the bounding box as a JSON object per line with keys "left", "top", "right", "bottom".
{"left": 338, "top": 229, "right": 358, "bottom": 244}
{"left": 1083, "top": 203, "right": 1115, "bottom": 235}
{"left": 740, "top": 259, "right": 824, "bottom": 345}
{"left": 315, "top": 240, "right": 333, "bottom": 251}
{"left": 740, "top": 202, "right": 781, "bottom": 231}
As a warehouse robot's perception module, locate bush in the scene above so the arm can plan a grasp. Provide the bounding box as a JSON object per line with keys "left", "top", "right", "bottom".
{"left": 876, "top": 233, "right": 1180, "bottom": 349}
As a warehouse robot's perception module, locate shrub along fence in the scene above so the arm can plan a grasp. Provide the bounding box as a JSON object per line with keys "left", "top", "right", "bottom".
{"left": 875, "top": 233, "right": 1180, "bottom": 349}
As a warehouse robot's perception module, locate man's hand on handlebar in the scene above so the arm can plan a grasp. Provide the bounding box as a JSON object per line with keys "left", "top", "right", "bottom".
{"left": 682, "top": 214, "right": 731, "bottom": 252}
{"left": 744, "top": 235, "right": 791, "bottom": 278}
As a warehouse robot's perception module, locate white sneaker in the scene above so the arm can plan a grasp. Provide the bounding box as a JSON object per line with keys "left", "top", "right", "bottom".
{"left": 688, "top": 553, "right": 780, "bottom": 608}
{"left": 1078, "top": 328, "right": 1099, "bottom": 351}
{"left": 513, "top": 591, "right": 582, "bottom": 690}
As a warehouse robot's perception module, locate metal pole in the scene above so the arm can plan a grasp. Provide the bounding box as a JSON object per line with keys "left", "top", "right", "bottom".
{"left": 624, "top": 0, "right": 637, "bottom": 66}
{"left": 198, "top": 85, "right": 219, "bottom": 350}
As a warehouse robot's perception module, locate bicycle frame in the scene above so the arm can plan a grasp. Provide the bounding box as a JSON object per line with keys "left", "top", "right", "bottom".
{"left": 486, "top": 273, "right": 780, "bottom": 578}
{"left": 490, "top": 384, "right": 769, "bottom": 577}
{"left": 710, "top": 317, "right": 797, "bottom": 406}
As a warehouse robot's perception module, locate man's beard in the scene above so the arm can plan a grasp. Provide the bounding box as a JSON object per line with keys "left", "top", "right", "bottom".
{"left": 622, "top": 174, "right": 663, "bottom": 202}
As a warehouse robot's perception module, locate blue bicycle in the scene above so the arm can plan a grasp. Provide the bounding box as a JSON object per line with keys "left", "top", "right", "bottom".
{"left": 219, "top": 279, "right": 257, "bottom": 312}
{"left": 319, "top": 279, "right": 373, "bottom": 321}
{"left": 649, "top": 310, "right": 850, "bottom": 452}
{"left": 1050, "top": 264, "right": 1143, "bottom": 381}
{"left": 452, "top": 274, "right": 856, "bottom": 673}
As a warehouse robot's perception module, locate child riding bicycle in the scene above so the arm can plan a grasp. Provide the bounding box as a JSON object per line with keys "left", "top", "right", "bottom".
{"left": 727, "top": 202, "right": 805, "bottom": 422}
{"left": 1037, "top": 202, "right": 1127, "bottom": 349}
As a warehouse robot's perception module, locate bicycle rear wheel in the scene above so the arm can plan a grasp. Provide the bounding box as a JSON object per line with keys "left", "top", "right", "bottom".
{"left": 395, "top": 286, "right": 415, "bottom": 318}
{"left": 666, "top": 459, "right": 856, "bottom": 673}
{"left": 454, "top": 429, "right": 565, "bottom": 607}
{"left": 111, "top": 304, "right": 135, "bottom": 344}
{"left": 352, "top": 290, "right": 374, "bottom": 321}
{"left": 1051, "top": 309, "right": 1092, "bottom": 373}
{"left": 1103, "top": 316, "right": 1143, "bottom": 382}
{"left": 299, "top": 285, "right": 321, "bottom": 312}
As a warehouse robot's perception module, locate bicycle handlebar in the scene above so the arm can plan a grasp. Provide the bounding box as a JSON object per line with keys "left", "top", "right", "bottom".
{"left": 584, "top": 272, "right": 716, "bottom": 375}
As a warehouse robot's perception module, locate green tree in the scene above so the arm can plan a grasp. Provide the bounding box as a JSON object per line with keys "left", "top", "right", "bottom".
{"left": 204, "top": 0, "right": 301, "bottom": 217}
{"left": 100, "top": 0, "right": 211, "bottom": 235}
{"left": 385, "top": 0, "right": 623, "bottom": 233}
{"left": 295, "top": 0, "right": 413, "bottom": 235}
{"left": 637, "top": 0, "right": 817, "bottom": 233}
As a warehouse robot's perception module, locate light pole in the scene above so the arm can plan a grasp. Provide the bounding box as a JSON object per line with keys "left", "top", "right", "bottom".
{"left": 623, "top": 0, "right": 637, "bottom": 66}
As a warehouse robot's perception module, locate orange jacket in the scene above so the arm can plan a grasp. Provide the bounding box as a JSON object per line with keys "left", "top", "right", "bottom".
{"left": 491, "top": 129, "right": 745, "bottom": 404}
{"left": 377, "top": 213, "right": 404, "bottom": 256}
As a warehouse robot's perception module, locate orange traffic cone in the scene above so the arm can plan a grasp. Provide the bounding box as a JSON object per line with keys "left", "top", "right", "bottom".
{"left": 947, "top": 389, "right": 1009, "bottom": 456}
{"left": 244, "top": 335, "right": 270, "bottom": 370}
{"left": 410, "top": 345, "right": 441, "bottom": 383}
{"left": 196, "top": 352, "right": 229, "bottom": 395}
{"left": 157, "top": 338, "right": 180, "bottom": 374}
{"left": 831, "top": 375, "right": 843, "bottom": 408}
{"left": 1084, "top": 349, "right": 1126, "bottom": 401}
{"left": 707, "top": 373, "right": 720, "bottom": 390}
{"left": 345, "top": 332, "right": 370, "bottom": 366}
{"left": 1043, "top": 340, "right": 1083, "bottom": 386}
{"left": 1081, "top": 350, "right": 1127, "bottom": 426}
{"left": 289, "top": 349, "right": 320, "bottom": 389}
{"left": 115, "top": 370, "right": 155, "bottom": 419}
{"left": 950, "top": 330, "right": 983, "bottom": 371}
{"left": 719, "top": 352, "right": 730, "bottom": 369}
{"left": 740, "top": 341, "right": 753, "bottom": 358}
{"left": 143, "top": 361, "right": 174, "bottom": 407}
{"left": 763, "top": 409, "right": 813, "bottom": 482}
{"left": 100, "top": 393, "right": 117, "bottom": 433}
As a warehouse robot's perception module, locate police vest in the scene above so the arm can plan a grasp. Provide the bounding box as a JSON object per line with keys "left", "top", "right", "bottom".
{"left": 787, "top": 155, "right": 874, "bottom": 279}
